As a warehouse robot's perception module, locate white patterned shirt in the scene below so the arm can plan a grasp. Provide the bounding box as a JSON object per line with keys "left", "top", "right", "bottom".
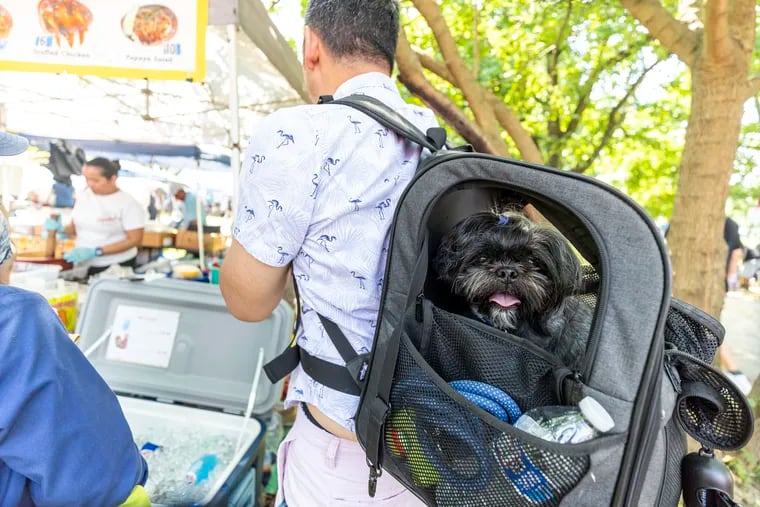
{"left": 234, "top": 72, "right": 438, "bottom": 431}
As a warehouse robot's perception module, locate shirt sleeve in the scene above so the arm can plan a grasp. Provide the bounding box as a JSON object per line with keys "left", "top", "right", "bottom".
{"left": 234, "top": 108, "right": 317, "bottom": 267}
{"left": 0, "top": 289, "right": 147, "bottom": 506}
{"left": 122, "top": 193, "right": 147, "bottom": 231}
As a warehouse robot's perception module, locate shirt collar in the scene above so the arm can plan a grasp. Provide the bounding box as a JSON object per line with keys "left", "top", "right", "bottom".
{"left": 333, "top": 72, "right": 399, "bottom": 100}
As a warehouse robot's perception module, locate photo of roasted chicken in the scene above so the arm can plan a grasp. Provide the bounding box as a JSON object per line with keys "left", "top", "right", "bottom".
{"left": 38, "top": 0, "right": 93, "bottom": 48}
{"left": 121, "top": 5, "right": 178, "bottom": 46}
{"left": 0, "top": 4, "right": 13, "bottom": 41}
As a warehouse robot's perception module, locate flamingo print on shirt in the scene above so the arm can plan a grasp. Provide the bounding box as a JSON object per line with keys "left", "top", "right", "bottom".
{"left": 299, "top": 249, "right": 315, "bottom": 268}
{"left": 276, "top": 246, "right": 289, "bottom": 264}
{"left": 349, "top": 198, "right": 362, "bottom": 211}
{"left": 249, "top": 154, "right": 266, "bottom": 173}
{"left": 267, "top": 199, "right": 283, "bottom": 217}
{"left": 351, "top": 271, "right": 367, "bottom": 289}
{"left": 296, "top": 273, "right": 310, "bottom": 282}
{"left": 375, "top": 128, "right": 389, "bottom": 148}
{"left": 376, "top": 198, "right": 391, "bottom": 220}
{"left": 317, "top": 234, "right": 337, "bottom": 252}
{"left": 243, "top": 206, "right": 255, "bottom": 221}
{"left": 310, "top": 174, "right": 320, "bottom": 199}
{"left": 348, "top": 115, "right": 362, "bottom": 133}
{"left": 321, "top": 157, "right": 340, "bottom": 175}
{"left": 277, "top": 130, "right": 295, "bottom": 148}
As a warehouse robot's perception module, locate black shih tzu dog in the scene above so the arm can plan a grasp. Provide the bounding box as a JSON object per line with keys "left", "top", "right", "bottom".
{"left": 432, "top": 211, "right": 593, "bottom": 368}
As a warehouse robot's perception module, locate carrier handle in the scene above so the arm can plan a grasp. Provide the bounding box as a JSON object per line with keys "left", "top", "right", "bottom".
{"left": 318, "top": 94, "right": 447, "bottom": 153}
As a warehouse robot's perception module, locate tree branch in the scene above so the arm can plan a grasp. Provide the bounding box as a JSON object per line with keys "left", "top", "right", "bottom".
{"left": 547, "top": 0, "right": 574, "bottom": 79}
{"left": 704, "top": 0, "right": 732, "bottom": 64}
{"left": 415, "top": 51, "right": 543, "bottom": 163}
{"left": 620, "top": 0, "right": 699, "bottom": 67}
{"left": 396, "top": 32, "right": 502, "bottom": 154}
{"left": 730, "top": 0, "right": 759, "bottom": 64}
{"left": 411, "top": 0, "right": 502, "bottom": 147}
{"left": 566, "top": 39, "right": 648, "bottom": 135}
{"left": 472, "top": 1, "right": 480, "bottom": 78}
{"left": 573, "top": 60, "right": 660, "bottom": 173}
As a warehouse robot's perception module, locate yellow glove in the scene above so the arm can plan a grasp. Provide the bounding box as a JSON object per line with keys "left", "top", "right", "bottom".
{"left": 118, "top": 485, "right": 151, "bottom": 507}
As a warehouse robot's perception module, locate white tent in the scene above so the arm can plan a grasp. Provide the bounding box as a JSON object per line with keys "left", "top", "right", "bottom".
{"left": 0, "top": 0, "right": 309, "bottom": 264}
{"left": 0, "top": 0, "right": 307, "bottom": 147}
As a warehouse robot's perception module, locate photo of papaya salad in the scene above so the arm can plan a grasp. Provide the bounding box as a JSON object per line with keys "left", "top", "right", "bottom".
{"left": 38, "top": 0, "right": 93, "bottom": 48}
{"left": 121, "top": 5, "right": 178, "bottom": 46}
{"left": 0, "top": 4, "right": 13, "bottom": 41}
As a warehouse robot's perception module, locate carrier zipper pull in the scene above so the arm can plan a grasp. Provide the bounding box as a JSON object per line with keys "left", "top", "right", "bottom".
{"left": 368, "top": 465, "right": 382, "bottom": 497}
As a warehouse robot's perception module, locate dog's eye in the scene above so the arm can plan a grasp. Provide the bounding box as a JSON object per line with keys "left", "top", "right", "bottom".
{"left": 478, "top": 256, "right": 488, "bottom": 264}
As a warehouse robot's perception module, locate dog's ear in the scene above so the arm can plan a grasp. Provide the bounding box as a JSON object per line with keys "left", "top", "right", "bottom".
{"left": 432, "top": 230, "right": 461, "bottom": 284}
{"left": 534, "top": 226, "right": 583, "bottom": 300}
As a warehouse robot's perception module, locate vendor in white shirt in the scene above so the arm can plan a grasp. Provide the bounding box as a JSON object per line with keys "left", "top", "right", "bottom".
{"left": 45, "top": 158, "right": 145, "bottom": 276}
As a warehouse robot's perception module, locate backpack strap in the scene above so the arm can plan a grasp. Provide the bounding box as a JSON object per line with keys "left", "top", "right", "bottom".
{"left": 318, "top": 94, "right": 447, "bottom": 153}
{"left": 263, "top": 274, "right": 369, "bottom": 396}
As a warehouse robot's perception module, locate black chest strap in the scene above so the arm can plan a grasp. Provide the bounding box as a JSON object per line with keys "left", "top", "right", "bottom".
{"left": 264, "top": 312, "right": 369, "bottom": 397}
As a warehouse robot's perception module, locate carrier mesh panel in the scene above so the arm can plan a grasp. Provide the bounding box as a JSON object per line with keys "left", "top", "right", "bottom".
{"left": 578, "top": 265, "right": 600, "bottom": 309}
{"left": 424, "top": 306, "right": 558, "bottom": 410}
{"left": 664, "top": 303, "right": 721, "bottom": 364}
{"left": 672, "top": 354, "right": 753, "bottom": 451}
{"left": 382, "top": 306, "right": 590, "bottom": 506}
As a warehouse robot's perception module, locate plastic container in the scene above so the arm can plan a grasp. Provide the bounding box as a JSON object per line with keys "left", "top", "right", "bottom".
{"left": 77, "top": 278, "right": 295, "bottom": 506}
{"left": 10, "top": 262, "right": 62, "bottom": 286}
{"left": 514, "top": 397, "right": 614, "bottom": 444}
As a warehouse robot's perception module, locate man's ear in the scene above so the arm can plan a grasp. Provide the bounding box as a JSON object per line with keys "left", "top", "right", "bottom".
{"left": 303, "top": 26, "right": 320, "bottom": 71}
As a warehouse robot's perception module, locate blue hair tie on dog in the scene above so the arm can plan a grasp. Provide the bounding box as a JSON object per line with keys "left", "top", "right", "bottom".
{"left": 497, "top": 214, "right": 510, "bottom": 225}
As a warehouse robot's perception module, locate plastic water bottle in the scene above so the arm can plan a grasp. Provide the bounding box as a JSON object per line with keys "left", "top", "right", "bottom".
{"left": 263, "top": 410, "right": 284, "bottom": 495}
{"left": 514, "top": 396, "right": 614, "bottom": 444}
{"left": 185, "top": 453, "right": 218, "bottom": 484}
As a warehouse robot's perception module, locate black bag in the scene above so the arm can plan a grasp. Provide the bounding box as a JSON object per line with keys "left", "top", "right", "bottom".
{"left": 265, "top": 95, "right": 754, "bottom": 506}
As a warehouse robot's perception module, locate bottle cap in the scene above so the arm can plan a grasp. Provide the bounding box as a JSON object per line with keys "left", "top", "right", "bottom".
{"left": 579, "top": 396, "right": 615, "bottom": 433}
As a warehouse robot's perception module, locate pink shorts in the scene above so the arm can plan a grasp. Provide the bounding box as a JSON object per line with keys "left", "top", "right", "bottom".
{"left": 275, "top": 408, "right": 424, "bottom": 507}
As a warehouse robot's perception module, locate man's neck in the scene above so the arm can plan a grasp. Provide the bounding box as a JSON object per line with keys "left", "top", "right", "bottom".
{"left": 320, "top": 61, "right": 390, "bottom": 97}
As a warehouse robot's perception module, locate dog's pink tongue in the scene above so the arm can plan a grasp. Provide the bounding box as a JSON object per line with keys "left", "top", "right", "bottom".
{"left": 489, "top": 293, "right": 521, "bottom": 308}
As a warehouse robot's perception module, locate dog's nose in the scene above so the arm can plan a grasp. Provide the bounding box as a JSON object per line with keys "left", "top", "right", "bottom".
{"left": 496, "top": 268, "right": 517, "bottom": 280}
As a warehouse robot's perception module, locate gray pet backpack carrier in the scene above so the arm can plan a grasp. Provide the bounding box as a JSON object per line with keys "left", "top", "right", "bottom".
{"left": 264, "top": 95, "right": 754, "bottom": 506}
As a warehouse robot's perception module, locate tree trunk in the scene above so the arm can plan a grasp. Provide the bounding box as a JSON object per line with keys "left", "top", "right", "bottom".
{"left": 666, "top": 63, "right": 746, "bottom": 317}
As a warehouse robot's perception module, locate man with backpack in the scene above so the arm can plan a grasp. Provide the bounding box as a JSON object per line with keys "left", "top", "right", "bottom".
{"left": 220, "top": 1, "right": 434, "bottom": 504}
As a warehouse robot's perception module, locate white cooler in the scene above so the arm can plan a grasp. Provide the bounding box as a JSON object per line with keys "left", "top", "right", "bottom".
{"left": 77, "top": 278, "right": 294, "bottom": 507}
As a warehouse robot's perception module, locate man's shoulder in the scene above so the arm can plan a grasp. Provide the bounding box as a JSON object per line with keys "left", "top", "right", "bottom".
{"left": 0, "top": 285, "right": 49, "bottom": 312}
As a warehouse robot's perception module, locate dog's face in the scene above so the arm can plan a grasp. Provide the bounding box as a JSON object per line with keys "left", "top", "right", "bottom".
{"left": 433, "top": 212, "right": 582, "bottom": 332}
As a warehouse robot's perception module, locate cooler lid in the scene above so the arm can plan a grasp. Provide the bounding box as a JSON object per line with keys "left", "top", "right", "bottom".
{"left": 77, "top": 278, "right": 294, "bottom": 415}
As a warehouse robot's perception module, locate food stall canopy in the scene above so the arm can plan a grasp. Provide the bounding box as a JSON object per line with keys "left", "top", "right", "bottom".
{"left": 23, "top": 134, "right": 231, "bottom": 172}
{"left": 0, "top": 22, "right": 304, "bottom": 147}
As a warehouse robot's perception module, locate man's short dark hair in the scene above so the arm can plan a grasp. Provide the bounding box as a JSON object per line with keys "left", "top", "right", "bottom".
{"left": 305, "top": 0, "right": 400, "bottom": 71}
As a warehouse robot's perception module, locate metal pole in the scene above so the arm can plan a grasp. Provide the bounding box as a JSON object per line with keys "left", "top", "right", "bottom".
{"left": 195, "top": 163, "right": 206, "bottom": 271}
{"left": 228, "top": 23, "right": 241, "bottom": 221}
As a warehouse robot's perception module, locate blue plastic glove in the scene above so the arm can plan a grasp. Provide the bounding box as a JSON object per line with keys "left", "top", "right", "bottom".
{"left": 64, "top": 247, "right": 97, "bottom": 263}
{"left": 44, "top": 217, "right": 64, "bottom": 232}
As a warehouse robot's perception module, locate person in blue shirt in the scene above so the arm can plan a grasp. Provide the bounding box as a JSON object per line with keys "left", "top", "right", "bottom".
{"left": 170, "top": 183, "right": 206, "bottom": 230}
{"left": 51, "top": 175, "right": 75, "bottom": 208}
{"left": 0, "top": 131, "right": 150, "bottom": 506}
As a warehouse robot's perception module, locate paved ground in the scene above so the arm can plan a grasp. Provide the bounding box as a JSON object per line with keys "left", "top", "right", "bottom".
{"left": 720, "top": 288, "right": 760, "bottom": 383}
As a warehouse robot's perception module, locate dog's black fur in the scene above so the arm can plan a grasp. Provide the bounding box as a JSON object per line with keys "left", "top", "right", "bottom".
{"left": 432, "top": 211, "right": 592, "bottom": 368}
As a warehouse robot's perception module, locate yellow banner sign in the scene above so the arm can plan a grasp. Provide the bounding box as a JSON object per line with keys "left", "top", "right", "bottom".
{"left": 0, "top": 0, "right": 207, "bottom": 81}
